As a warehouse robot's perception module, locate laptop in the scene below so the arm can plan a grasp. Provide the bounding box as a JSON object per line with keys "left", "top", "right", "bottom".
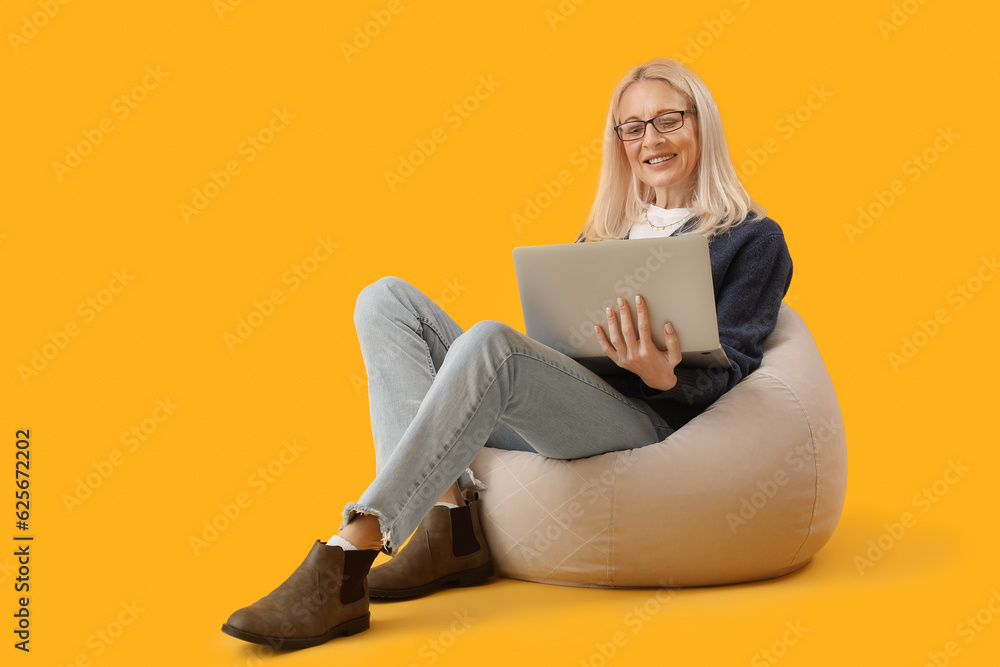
{"left": 512, "top": 234, "right": 728, "bottom": 375}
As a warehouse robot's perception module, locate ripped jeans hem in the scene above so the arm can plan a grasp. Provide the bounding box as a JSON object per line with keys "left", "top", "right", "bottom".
{"left": 340, "top": 467, "right": 487, "bottom": 556}
{"left": 340, "top": 503, "right": 395, "bottom": 555}
{"left": 457, "top": 466, "right": 488, "bottom": 494}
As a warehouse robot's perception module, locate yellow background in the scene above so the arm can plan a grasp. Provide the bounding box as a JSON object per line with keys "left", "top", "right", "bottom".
{"left": 3, "top": 0, "right": 999, "bottom": 664}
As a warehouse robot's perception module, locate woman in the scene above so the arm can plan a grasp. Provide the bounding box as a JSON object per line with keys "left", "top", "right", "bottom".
{"left": 221, "top": 57, "right": 792, "bottom": 650}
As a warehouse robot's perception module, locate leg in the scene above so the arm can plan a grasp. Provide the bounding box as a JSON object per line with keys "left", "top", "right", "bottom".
{"left": 354, "top": 275, "right": 466, "bottom": 472}
{"left": 340, "top": 319, "right": 674, "bottom": 554}
{"left": 222, "top": 293, "right": 674, "bottom": 647}
{"left": 224, "top": 278, "right": 510, "bottom": 647}
{"left": 353, "top": 276, "right": 494, "bottom": 502}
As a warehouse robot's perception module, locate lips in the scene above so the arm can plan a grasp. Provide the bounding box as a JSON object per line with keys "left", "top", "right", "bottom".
{"left": 645, "top": 154, "right": 676, "bottom": 164}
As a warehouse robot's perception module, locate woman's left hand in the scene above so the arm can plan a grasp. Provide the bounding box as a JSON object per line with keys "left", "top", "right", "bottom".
{"left": 594, "top": 294, "right": 682, "bottom": 392}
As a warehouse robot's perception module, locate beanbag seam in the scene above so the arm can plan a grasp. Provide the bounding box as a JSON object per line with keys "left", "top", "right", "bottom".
{"left": 752, "top": 370, "right": 823, "bottom": 572}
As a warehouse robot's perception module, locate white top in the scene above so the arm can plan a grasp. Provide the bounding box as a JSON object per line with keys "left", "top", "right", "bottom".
{"left": 628, "top": 205, "right": 692, "bottom": 239}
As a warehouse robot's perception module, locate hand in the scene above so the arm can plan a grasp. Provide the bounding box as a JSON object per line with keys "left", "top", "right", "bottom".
{"left": 594, "top": 294, "right": 682, "bottom": 391}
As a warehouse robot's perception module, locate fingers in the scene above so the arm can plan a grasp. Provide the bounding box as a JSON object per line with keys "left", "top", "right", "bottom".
{"left": 599, "top": 304, "right": 629, "bottom": 360}
{"left": 598, "top": 297, "right": 683, "bottom": 377}
{"left": 596, "top": 310, "right": 625, "bottom": 363}
{"left": 663, "top": 320, "right": 683, "bottom": 366}
{"left": 635, "top": 294, "right": 680, "bottom": 359}
{"left": 615, "top": 297, "right": 637, "bottom": 350}
{"left": 602, "top": 305, "right": 620, "bottom": 349}
{"left": 633, "top": 294, "right": 652, "bottom": 350}
{"left": 594, "top": 323, "right": 616, "bottom": 358}
{"left": 597, "top": 296, "right": 665, "bottom": 364}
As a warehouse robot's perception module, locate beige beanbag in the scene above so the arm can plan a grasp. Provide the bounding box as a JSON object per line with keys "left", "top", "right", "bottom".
{"left": 469, "top": 304, "right": 846, "bottom": 588}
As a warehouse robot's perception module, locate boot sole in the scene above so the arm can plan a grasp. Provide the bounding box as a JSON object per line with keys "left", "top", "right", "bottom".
{"left": 369, "top": 561, "right": 495, "bottom": 601}
{"left": 220, "top": 612, "right": 370, "bottom": 649}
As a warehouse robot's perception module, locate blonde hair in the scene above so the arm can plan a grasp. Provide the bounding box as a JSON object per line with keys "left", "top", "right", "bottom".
{"left": 579, "top": 58, "right": 765, "bottom": 242}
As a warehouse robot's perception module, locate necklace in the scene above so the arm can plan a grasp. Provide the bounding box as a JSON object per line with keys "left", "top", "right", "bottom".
{"left": 644, "top": 207, "right": 693, "bottom": 230}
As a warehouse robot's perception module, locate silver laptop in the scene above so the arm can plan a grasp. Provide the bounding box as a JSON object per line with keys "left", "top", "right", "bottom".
{"left": 512, "top": 234, "right": 728, "bottom": 375}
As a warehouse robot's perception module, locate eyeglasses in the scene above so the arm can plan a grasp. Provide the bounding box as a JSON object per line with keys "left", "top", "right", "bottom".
{"left": 614, "top": 109, "right": 696, "bottom": 141}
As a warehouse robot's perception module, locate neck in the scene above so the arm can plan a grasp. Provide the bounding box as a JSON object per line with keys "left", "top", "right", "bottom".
{"left": 655, "top": 183, "right": 694, "bottom": 209}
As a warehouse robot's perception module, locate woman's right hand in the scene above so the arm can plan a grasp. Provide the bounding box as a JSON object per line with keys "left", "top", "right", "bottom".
{"left": 594, "top": 293, "right": 683, "bottom": 391}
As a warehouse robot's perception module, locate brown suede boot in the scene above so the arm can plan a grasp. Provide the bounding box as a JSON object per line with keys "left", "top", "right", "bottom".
{"left": 368, "top": 496, "right": 494, "bottom": 600}
{"left": 222, "top": 541, "right": 380, "bottom": 649}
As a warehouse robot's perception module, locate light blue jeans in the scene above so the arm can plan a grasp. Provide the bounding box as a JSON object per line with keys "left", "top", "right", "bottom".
{"left": 340, "top": 276, "right": 674, "bottom": 555}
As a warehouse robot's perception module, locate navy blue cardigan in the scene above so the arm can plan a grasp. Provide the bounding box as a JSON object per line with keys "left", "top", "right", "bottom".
{"left": 574, "top": 215, "right": 793, "bottom": 429}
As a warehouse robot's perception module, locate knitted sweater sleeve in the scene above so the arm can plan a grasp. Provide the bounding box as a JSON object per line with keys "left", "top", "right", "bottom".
{"left": 636, "top": 229, "right": 793, "bottom": 407}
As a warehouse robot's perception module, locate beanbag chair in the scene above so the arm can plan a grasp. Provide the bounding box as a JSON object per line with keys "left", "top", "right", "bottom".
{"left": 469, "top": 303, "right": 846, "bottom": 587}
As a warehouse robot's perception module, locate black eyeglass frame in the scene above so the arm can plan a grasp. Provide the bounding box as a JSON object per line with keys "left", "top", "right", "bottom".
{"left": 614, "top": 109, "right": 697, "bottom": 141}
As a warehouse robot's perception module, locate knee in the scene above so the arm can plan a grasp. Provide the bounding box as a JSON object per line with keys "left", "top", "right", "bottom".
{"left": 454, "top": 320, "right": 523, "bottom": 354}
{"left": 354, "top": 275, "right": 413, "bottom": 325}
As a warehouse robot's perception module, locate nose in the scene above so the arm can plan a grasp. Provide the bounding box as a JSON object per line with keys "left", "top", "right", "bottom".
{"left": 641, "top": 121, "right": 671, "bottom": 148}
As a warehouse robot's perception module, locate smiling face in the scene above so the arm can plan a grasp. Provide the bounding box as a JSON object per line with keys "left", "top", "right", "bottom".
{"left": 617, "top": 79, "right": 699, "bottom": 209}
